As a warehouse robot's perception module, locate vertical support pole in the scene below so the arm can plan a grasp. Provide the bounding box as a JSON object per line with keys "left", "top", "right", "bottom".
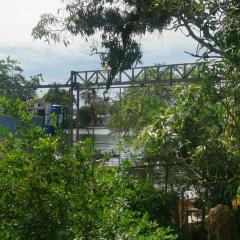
{"left": 118, "top": 87, "right": 122, "bottom": 167}
{"left": 69, "top": 71, "right": 74, "bottom": 147}
{"left": 92, "top": 89, "right": 95, "bottom": 148}
{"left": 119, "top": 71, "right": 122, "bottom": 83}
{"left": 170, "top": 66, "right": 173, "bottom": 84}
{"left": 76, "top": 85, "right": 80, "bottom": 142}
{"left": 96, "top": 71, "right": 99, "bottom": 84}
{"left": 157, "top": 65, "right": 160, "bottom": 81}
{"left": 183, "top": 64, "right": 186, "bottom": 79}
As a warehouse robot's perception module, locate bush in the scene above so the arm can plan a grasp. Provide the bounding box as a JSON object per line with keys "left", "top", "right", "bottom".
{"left": 126, "top": 180, "right": 179, "bottom": 228}
{"left": 0, "top": 100, "right": 178, "bottom": 239}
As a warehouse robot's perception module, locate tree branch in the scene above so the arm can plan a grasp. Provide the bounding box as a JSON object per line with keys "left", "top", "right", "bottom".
{"left": 180, "top": 16, "right": 223, "bottom": 56}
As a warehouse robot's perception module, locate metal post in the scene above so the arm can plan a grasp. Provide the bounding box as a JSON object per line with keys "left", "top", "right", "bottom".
{"left": 170, "top": 66, "right": 173, "bottom": 84}
{"left": 92, "top": 90, "right": 95, "bottom": 148}
{"left": 118, "top": 87, "right": 122, "bottom": 167}
{"left": 76, "top": 87, "right": 80, "bottom": 142}
{"left": 70, "top": 71, "right": 74, "bottom": 147}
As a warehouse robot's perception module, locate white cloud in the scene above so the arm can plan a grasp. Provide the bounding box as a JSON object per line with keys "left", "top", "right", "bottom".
{"left": 140, "top": 30, "right": 197, "bottom": 65}
{"left": 0, "top": 0, "right": 61, "bottom": 42}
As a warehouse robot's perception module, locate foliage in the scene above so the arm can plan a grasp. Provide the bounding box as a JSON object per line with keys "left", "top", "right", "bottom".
{"left": 109, "top": 85, "right": 169, "bottom": 137}
{"left": 138, "top": 79, "right": 240, "bottom": 206}
{"left": 32, "top": 1, "right": 240, "bottom": 83}
{"left": 0, "top": 57, "right": 41, "bottom": 101}
{"left": 126, "top": 180, "right": 179, "bottom": 227}
{"left": 41, "top": 87, "right": 69, "bottom": 106}
{"left": 31, "top": 2, "right": 240, "bottom": 234}
{"left": 80, "top": 88, "right": 111, "bottom": 127}
{"left": 109, "top": 65, "right": 178, "bottom": 138}
{"left": 0, "top": 96, "right": 29, "bottom": 118}
{"left": 78, "top": 105, "right": 92, "bottom": 127}
{"left": 0, "top": 97, "right": 179, "bottom": 240}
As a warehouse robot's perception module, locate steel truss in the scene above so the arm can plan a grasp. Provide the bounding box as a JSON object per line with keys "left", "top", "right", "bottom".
{"left": 37, "top": 61, "right": 215, "bottom": 146}
{"left": 36, "top": 61, "right": 217, "bottom": 193}
{"left": 68, "top": 62, "right": 215, "bottom": 146}
{"left": 70, "top": 62, "right": 208, "bottom": 89}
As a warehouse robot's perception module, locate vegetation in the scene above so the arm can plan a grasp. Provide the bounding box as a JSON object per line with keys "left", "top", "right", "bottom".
{"left": 0, "top": 0, "right": 238, "bottom": 238}
{"left": 109, "top": 85, "right": 168, "bottom": 137}
{"left": 78, "top": 106, "right": 92, "bottom": 127}
{"left": 0, "top": 97, "right": 179, "bottom": 240}
{"left": 32, "top": 1, "right": 239, "bottom": 82}
{"left": 41, "top": 87, "right": 69, "bottom": 106}
{"left": 0, "top": 57, "right": 41, "bottom": 101}
{"left": 140, "top": 79, "right": 239, "bottom": 204}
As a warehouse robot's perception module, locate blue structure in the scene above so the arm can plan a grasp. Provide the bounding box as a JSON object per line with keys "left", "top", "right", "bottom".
{"left": 0, "top": 115, "right": 45, "bottom": 134}
{"left": 0, "top": 103, "right": 64, "bottom": 134}
{"left": 45, "top": 104, "right": 63, "bottom": 134}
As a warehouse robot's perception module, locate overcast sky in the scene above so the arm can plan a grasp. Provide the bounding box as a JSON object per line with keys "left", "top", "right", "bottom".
{"left": 0, "top": 0, "right": 198, "bottom": 85}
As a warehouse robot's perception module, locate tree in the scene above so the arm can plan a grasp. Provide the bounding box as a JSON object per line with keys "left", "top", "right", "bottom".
{"left": 32, "top": 0, "right": 240, "bottom": 136}
{"left": 0, "top": 57, "right": 41, "bottom": 101}
{"left": 109, "top": 85, "right": 168, "bottom": 138}
{"left": 138, "top": 79, "right": 240, "bottom": 206}
{"left": 109, "top": 66, "right": 182, "bottom": 138}
{"left": 42, "top": 87, "right": 69, "bottom": 106}
{"left": 0, "top": 97, "right": 179, "bottom": 240}
{"left": 78, "top": 105, "right": 92, "bottom": 128}
{"left": 32, "top": 0, "right": 240, "bottom": 214}
{"left": 32, "top": 1, "right": 240, "bottom": 73}
{"left": 80, "top": 88, "right": 111, "bottom": 127}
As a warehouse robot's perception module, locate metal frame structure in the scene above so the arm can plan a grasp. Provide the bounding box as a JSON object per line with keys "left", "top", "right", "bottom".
{"left": 70, "top": 62, "right": 207, "bottom": 88}
{"left": 37, "top": 61, "right": 214, "bottom": 147}
{"left": 36, "top": 61, "right": 217, "bottom": 228}
{"left": 67, "top": 62, "right": 211, "bottom": 146}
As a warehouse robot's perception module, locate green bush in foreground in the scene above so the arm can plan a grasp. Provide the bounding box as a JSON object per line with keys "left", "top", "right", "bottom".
{"left": 0, "top": 99, "right": 178, "bottom": 239}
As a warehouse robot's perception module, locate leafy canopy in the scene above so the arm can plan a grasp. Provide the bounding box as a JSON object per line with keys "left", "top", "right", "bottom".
{"left": 41, "top": 87, "right": 69, "bottom": 106}
{"left": 138, "top": 79, "right": 240, "bottom": 206}
{"left": 33, "top": 0, "right": 240, "bottom": 74}
{"left": 109, "top": 85, "right": 168, "bottom": 137}
{"left": 0, "top": 57, "right": 42, "bottom": 101}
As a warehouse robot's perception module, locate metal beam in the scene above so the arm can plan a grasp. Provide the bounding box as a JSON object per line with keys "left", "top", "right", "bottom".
{"left": 37, "top": 62, "right": 217, "bottom": 90}
{"left": 37, "top": 84, "right": 71, "bottom": 89}
{"left": 71, "top": 62, "right": 212, "bottom": 89}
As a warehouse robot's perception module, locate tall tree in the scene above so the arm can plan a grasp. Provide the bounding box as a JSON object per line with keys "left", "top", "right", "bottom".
{"left": 32, "top": 1, "right": 240, "bottom": 71}
{"left": 42, "top": 87, "right": 69, "bottom": 106}
{"left": 32, "top": 0, "right": 240, "bottom": 208}
{"left": 0, "top": 57, "right": 41, "bottom": 101}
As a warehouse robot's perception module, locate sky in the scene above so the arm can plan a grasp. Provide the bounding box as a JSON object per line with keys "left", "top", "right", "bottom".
{"left": 0, "top": 0, "right": 198, "bottom": 86}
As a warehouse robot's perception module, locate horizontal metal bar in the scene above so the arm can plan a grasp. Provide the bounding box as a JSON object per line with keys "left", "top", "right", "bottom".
{"left": 37, "top": 62, "right": 221, "bottom": 90}
{"left": 74, "top": 62, "right": 206, "bottom": 74}
{"left": 75, "top": 77, "right": 199, "bottom": 88}
{"left": 37, "top": 84, "right": 71, "bottom": 89}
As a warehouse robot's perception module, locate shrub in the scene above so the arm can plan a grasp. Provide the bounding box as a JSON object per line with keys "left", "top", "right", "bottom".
{"left": 0, "top": 97, "right": 179, "bottom": 239}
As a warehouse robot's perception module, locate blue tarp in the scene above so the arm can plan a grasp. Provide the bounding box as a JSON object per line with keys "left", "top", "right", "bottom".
{"left": 0, "top": 116, "right": 45, "bottom": 133}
